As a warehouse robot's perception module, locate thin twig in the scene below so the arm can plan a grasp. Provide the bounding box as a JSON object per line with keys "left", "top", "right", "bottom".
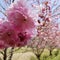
{"left": 0, "top": 10, "right": 7, "bottom": 17}
{"left": 52, "top": 13, "right": 60, "bottom": 17}
{"left": 12, "top": 0, "right": 14, "bottom": 3}
{"left": 0, "top": 3, "right": 6, "bottom": 10}
{"left": 4, "top": 0, "right": 10, "bottom": 5}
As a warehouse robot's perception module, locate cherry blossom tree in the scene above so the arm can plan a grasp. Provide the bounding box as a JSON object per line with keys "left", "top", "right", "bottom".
{"left": 28, "top": 0, "right": 60, "bottom": 59}
{"left": 0, "top": 0, "right": 37, "bottom": 60}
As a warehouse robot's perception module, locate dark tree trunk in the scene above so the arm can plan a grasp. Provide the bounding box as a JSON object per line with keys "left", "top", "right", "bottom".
{"left": 3, "top": 48, "right": 7, "bottom": 60}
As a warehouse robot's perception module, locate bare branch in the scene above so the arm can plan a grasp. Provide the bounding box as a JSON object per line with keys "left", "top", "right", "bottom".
{"left": 52, "top": 5, "right": 60, "bottom": 14}
{"left": 0, "top": 10, "right": 7, "bottom": 17}
{"left": 0, "top": 3, "right": 6, "bottom": 10}
{"left": 52, "top": 13, "right": 60, "bottom": 18}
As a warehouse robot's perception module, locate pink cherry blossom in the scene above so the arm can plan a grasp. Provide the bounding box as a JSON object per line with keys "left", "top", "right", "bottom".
{"left": 6, "top": 0, "right": 37, "bottom": 37}
{"left": 0, "top": 21, "right": 18, "bottom": 48}
{"left": 0, "top": 20, "right": 32, "bottom": 49}
{"left": 28, "top": 0, "right": 60, "bottom": 49}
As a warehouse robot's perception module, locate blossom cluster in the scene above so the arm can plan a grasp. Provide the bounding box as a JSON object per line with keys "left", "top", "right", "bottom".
{"left": 0, "top": 0, "right": 38, "bottom": 49}
{"left": 28, "top": 0, "right": 60, "bottom": 49}
{"left": 0, "top": 0, "right": 60, "bottom": 49}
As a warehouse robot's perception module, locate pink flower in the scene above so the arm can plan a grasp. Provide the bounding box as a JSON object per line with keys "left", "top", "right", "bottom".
{"left": 0, "top": 40, "right": 8, "bottom": 49}
{"left": 0, "top": 0, "right": 38, "bottom": 49}
{"left": 37, "top": 21, "right": 60, "bottom": 48}
{"left": 0, "top": 21, "right": 17, "bottom": 48}
{"left": 16, "top": 32, "right": 31, "bottom": 47}
{"left": 6, "top": 0, "right": 37, "bottom": 37}
{"left": 0, "top": 21, "right": 31, "bottom": 49}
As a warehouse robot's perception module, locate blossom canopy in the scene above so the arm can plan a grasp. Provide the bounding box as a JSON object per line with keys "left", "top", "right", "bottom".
{"left": 0, "top": 20, "right": 32, "bottom": 49}
{"left": 6, "top": 0, "right": 37, "bottom": 37}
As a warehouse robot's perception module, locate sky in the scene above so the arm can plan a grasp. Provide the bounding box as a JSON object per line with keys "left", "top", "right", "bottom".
{"left": 0, "top": 0, "right": 12, "bottom": 19}
{"left": 0, "top": 0, "right": 60, "bottom": 23}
